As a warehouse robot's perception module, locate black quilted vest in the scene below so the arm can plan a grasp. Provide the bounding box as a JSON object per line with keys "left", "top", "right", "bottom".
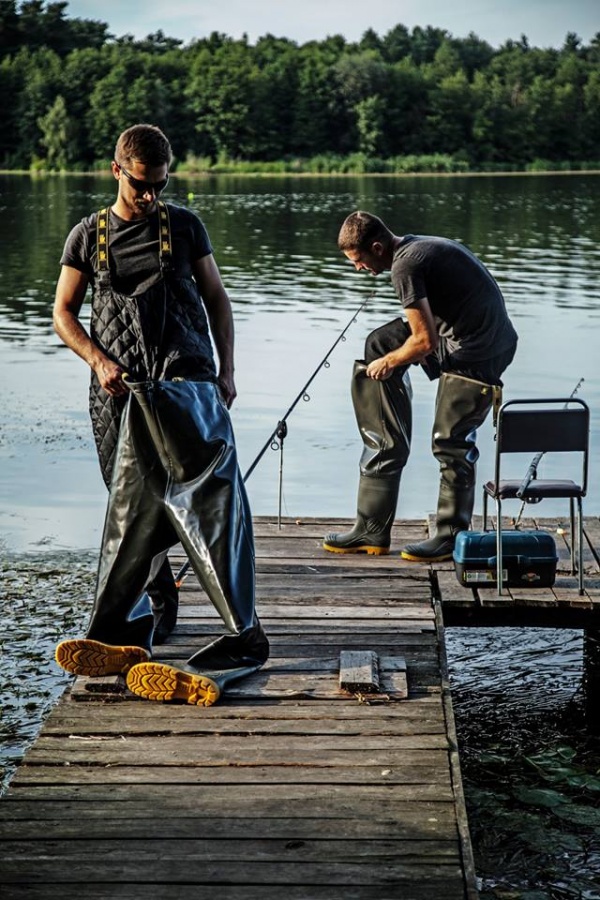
{"left": 89, "top": 202, "right": 216, "bottom": 486}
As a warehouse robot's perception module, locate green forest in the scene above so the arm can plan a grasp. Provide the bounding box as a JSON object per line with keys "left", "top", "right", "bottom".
{"left": 1, "top": 0, "right": 599, "bottom": 173}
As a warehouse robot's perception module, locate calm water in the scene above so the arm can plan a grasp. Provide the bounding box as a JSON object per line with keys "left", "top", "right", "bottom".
{"left": 1, "top": 173, "right": 599, "bottom": 898}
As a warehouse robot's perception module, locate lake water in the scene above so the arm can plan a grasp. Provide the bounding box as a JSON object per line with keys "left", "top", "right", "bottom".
{"left": 1, "top": 173, "right": 599, "bottom": 897}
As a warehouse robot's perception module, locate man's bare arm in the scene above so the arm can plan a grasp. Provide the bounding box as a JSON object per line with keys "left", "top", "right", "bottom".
{"left": 53, "top": 265, "right": 127, "bottom": 397}
{"left": 366, "top": 300, "right": 439, "bottom": 380}
{"left": 192, "top": 254, "right": 236, "bottom": 407}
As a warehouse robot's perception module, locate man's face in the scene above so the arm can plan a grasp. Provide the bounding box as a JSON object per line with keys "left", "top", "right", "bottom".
{"left": 112, "top": 160, "right": 169, "bottom": 217}
{"left": 343, "top": 244, "right": 386, "bottom": 276}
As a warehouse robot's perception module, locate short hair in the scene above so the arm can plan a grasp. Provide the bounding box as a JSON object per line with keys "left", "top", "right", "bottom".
{"left": 338, "top": 211, "right": 393, "bottom": 252}
{"left": 114, "top": 124, "right": 173, "bottom": 168}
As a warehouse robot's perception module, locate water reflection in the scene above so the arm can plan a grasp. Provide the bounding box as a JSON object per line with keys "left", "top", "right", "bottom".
{"left": 0, "top": 173, "right": 598, "bottom": 549}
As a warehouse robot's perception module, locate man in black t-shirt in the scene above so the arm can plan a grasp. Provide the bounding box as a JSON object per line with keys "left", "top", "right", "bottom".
{"left": 324, "top": 210, "right": 518, "bottom": 562}
{"left": 53, "top": 124, "right": 268, "bottom": 706}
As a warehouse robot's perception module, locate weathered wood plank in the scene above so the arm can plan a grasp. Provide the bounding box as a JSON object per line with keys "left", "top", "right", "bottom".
{"left": 21, "top": 734, "right": 450, "bottom": 766}
{"left": 0, "top": 808, "right": 456, "bottom": 839}
{"left": 2, "top": 837, "right": 459, "bottom": 861}
{"left": 339, "top": 650, "right": 380, "bottom": 693}
{"left": 0, "top": 884, "right": 462, "bottom": 900}
{"left": 0, "top": 858, "right": 465, "bottom": 888}
{"left": 11, "top": 763, "right": 451, "bottom": 786}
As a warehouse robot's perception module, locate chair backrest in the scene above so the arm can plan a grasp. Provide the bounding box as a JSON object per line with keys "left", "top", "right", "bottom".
{"left": 495, "top": 397, "right": 589, "bottom": 488}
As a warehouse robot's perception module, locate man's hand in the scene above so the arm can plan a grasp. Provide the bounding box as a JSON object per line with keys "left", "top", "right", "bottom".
{"left": 366, "top": 355, "right": 396, "bottom": 380}
{"left": 93, "top": 357, "right": 128, "bottom": 397}
{"left": 218, "top": 371, "right": 237, "bottom": 408}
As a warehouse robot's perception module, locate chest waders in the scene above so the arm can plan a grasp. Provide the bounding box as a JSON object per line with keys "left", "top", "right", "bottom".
{"left": 56, "top": 205, "right": 268, "bottom": 705}
{"left": 323, "top": 318, "right": 413, "bottom": 554}
{"left": 323, "top": 317, "right": 502, "bottom": 561}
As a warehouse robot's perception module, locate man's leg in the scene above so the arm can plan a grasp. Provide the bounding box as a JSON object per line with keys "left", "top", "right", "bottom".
{"left": 400, "top": 373, "right": 494, "bottom": 561}
{"left": 324, "top": 319, "right": 412, "bottom": 554}
{"left": 90, "top": 378, "right": 179, "bottom": 644}
{"left": 56, "top": 395, "right": 177, "bottom": 677}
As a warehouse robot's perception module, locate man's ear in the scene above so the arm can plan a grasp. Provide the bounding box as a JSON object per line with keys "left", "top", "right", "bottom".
{"left": 371, "top": 241, "right": 384, "bottom": 257}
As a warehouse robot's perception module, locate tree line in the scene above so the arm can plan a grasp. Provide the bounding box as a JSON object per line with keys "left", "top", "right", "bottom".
{"left": 1, "top": 1, "right": 599, "bottom": 173}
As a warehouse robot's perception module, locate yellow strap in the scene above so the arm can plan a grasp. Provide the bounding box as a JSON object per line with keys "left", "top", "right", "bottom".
{"left": 95, "top": 203, "right": 173, "bottom": 275}
{"left": 96, "top": 207, "right": 109, "bottom": 271}
{"left": 492, "top": 384, "right": 503, "bottom": 428}
{"left": 158, "top": 200, "right": 172, "bottom": 269}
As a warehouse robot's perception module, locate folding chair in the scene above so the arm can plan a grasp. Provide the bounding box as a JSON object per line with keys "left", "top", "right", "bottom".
{"left": 482, "top": 397, "right": 590, "bottom": 595}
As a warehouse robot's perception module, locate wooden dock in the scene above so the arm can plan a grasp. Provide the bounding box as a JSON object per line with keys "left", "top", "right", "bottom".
{"left": 1, "top": 515, "right": 599, "bottom": 899}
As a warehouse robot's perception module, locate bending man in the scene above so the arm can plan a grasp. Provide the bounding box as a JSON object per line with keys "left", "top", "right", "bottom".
{"left": 324, "top": 210, "right": 518, "bottom": 562}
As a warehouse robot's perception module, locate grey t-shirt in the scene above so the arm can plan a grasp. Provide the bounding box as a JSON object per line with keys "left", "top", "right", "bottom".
{"left": 60, "top": 203, "right": 213, "bottom": 296}
{"left": 391, "top": 235, "right": 517, "bottom": 363}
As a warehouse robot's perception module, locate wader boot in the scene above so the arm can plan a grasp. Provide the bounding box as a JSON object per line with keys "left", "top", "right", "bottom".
{"left": 401, "top": 373, "right": 495, "bottom": 562}
{"left": 57, "top": 380, "right": 268, "bottom": 705}
{"left": 324, "top": 319, "right": 412, "bottom": 554}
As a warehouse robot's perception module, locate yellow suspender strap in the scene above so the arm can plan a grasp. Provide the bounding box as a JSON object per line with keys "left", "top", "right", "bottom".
{"left": 492, "top": 384, "right": 503, "bottom": 428}
{"left": 96, "top": 207, "right": 109, "bottom": 274}
{"left": 158, "top": 200, "right": 172, "bottom": 270}
{"left": 95, "top": 202, "right": 172, "bottom": 277}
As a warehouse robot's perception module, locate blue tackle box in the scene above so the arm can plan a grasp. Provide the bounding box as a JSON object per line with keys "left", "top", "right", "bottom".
{"left": 453, "top": 530, "right": 558, "bottom": 588}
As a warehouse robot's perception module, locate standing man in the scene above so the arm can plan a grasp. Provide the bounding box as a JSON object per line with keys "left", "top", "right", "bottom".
{"left": 53, "top": 123, "right": 268, "bottom": 705}
{"left": 324, "top": 210, "right": 517, "bottom": 562}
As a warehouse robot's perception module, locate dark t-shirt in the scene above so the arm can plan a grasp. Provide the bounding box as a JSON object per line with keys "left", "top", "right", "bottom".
{"left": 391, "top": 235, "right": 517, "bottom": 363}
{"left": 60, "top": 203, "right": 213, "bottom": 295}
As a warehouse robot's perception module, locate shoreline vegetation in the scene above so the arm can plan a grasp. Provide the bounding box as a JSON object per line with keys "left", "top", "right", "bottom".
{"left": 2, "top": 155, "right": 600, "bottom": 178}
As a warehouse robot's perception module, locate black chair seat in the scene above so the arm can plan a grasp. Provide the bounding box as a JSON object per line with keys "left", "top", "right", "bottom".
{"left": 484, "top": 479, "right": 583, "bottom": 500}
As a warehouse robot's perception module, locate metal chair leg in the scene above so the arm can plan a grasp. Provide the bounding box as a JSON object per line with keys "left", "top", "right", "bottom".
{"left": 577, "top": 497, "right": 584, "bottom": 596}
{"left": 496, "top": 498, "right": 503, "bottom": 596}
{"left": 569, "top": 497, "right": 576, "bottom": 576}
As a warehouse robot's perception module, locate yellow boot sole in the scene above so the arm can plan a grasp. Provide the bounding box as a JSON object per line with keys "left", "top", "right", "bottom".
{"left": 126, "top": 662, "right": 221, "bottom": 707}
{"left": 400, "top": 549, "right": 454, "bottom": 562}
{"left": 55, "top": 639, "right": 150, "bottom": 677}
{"left": 322, "top": 542, "right": 390, "bottom": 556}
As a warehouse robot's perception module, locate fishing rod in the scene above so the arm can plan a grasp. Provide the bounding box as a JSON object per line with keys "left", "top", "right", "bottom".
{"left": 243, "top": 292, "right": 374, "bottom": 482}
{"left": 513, "top": 377, "right": 584, "bottom": 526}
{"left": 174, "top": 292, "right": 374, "bottom": 586}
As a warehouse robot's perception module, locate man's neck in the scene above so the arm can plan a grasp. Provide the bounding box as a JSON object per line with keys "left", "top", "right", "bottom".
{"left": 111, "top": 197, "right": 157, "bottom": 222}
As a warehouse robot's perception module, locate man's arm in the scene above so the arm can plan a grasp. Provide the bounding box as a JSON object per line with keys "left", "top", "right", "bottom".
{"left": 192, "top": 254, "right": 236, "bottom": 407}
{"left": 366, "top": 300, "right": 439, "bottom": 380}
{"left": 53, "top": 265, "right": 128, "bottom": 397}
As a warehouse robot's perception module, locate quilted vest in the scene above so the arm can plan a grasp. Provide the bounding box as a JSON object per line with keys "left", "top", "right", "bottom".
{"left": 89, "top": 202, "right": 216, "bottom": 485}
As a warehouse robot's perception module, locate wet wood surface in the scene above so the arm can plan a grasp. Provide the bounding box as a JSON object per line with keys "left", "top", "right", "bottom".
{"left": 4, "top": 515, "right": 596, "bottom": 897}
{"left": 0, "top": 516, "right": 478, "bottom": 900}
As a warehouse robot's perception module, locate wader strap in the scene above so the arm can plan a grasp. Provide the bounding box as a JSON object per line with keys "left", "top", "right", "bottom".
{"left": 94, "top": 202, "right": 173, "bottom": 283}
{"left": 95, "top": 207, "right": 111, "bottom": 288}
{"left": 158, "top": 201, "right": 173, "bottom": 273}
{"left": 492, "top": 384, "right": 503, "bottom": 428}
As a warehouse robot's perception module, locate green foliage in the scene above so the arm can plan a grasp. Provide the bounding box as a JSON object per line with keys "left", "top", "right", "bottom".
{"left": 1, "top": 2, "right": 599, "bottom": 171}
{"left": 37, "top": 93, "right": 74, "bottom": 169}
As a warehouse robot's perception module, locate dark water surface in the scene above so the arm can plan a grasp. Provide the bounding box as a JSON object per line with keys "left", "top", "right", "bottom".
{"left": 1, "top": 173, "right": 599, "bottom": 897}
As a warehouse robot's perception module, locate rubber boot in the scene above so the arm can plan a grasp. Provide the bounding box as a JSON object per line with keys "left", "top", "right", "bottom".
{"left": 126, "top": 621, "right": 269, "bottom": 707}
{"left": 401, "top": 373, "right": 495, "bottom": 562}
{"left": 324, "top": 474, "right": 400, "bottom": 554}
{"left": 323, "top": 346, "right": 412, "bottom": 554}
